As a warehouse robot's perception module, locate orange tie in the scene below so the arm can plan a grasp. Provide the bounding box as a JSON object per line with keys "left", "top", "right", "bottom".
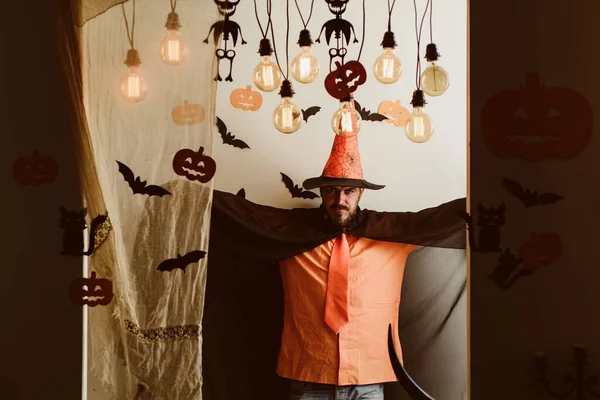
{"left": 324, "top": 233, "right": 350, "bottom": 334}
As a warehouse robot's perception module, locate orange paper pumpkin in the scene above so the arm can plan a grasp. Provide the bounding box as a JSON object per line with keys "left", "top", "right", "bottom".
{"left": 230, "top": 85, "right": 263, "bottom": 111}
{"left": 172, "top": 101, "right": 205, "bottom": 126}
{"left": 12, "top": 150, "right": 59, "bottom": 186}
{"left": 482, "top": 73, "right": 593, "bottom": 161}
{"left": 172, "top": 146, "right": 217, "bottom": 183}
{"left": 69, "top": 271, "right": 114, "bottom": 307}
{"left": 518, "top": 232, "right": 563, "bottom": 270}
{"left": 378, "top": 100, "right": 410, "bottom": 127}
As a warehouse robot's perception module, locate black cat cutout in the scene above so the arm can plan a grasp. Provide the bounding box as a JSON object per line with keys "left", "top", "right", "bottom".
{"left": 457, "top": 203, "right": 505, "bottom": 252}
{"left": 217, "top": 116, "right": 250, "bottom": 149}
{"left": 354, "top": 100, "right": 388, "bottom": 122}
{"left": 236, "top": 188, "right": 246, "bottom": 198}
{"left": 203, "top": 0, "right": 247, "bottom": 81}
{"left": 387, "top": 325, "right": 435, "bottom": 399}
{"left": 116, "top": 161, "right": 172, "bottom": 197}
{"left": 281, "top": 173, "right": 320, "bottom": 200}
{"left": 60, "top": 207, "right": 110, "bottom": 256}
{"left": 157, "top": 250, "right": 207, "bottom": 273}
{"left": 488, "top": 248, "right": 533, "bottom": 289}
{"left": 302, "top": 106, "right": 321, "bottom": 122}
{"left": 502, "top": 178, "right": 564, "bottom": 208}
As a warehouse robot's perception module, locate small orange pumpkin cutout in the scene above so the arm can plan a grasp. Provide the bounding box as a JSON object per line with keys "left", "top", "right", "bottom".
{"left": 230, "top": 85, "right": 263, "bottom": 111}
{"left": 378, "top": 100, "right": 410, "bottom": 127}
{"left": 172, "top": 101, "right": 205, "bottom": 126}
{"left": 518, "top": 232, "right": 563, "bottom": 270}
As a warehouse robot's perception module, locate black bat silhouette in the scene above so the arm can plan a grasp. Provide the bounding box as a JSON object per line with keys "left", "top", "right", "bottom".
{"left": 502, "top": 178, "right": 564, "bottom": 207}
{"left": 280, "top": 173, "right": 320, "bottom": 200}
{"left": 236, "top": 188, "right": 246, "bottom": 198}
{"left": 157, "top": 250, "right": 207, "bottom": 273}
{"left": 116, "top": 161, "right": 172, "bottom": 197}
{"left": 216, "top": 116, "right": 250, "bottom": 149}
{"left": 302, "top": 106, "right": 322, "bottom": 122}
{"left": 353, "top": 100, "right": 388, "bottom": 122}
{"left": 388, "top": 325, "right": 435, "bottom": 400}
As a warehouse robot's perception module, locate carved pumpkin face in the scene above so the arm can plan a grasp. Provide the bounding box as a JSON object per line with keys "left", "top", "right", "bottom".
{"left": 325, "top": 61, "right": 367, "bottom": 100}
{"left": 230, "top": 85, "right": 263, "bottom": 111}
{"left": 482, "top": 73, "right": 593, "bottom": 161}
{"left": 518, "top": 232, "right": 563, "bottom": 270}
{"left": 172, "top": 146, "right": 217, "bottom": 183}
{"left": 69, "top": 272, "right": 114, "bottom": 307}
{"left": 12, "top": 150, "right": 59, "bottom": 186}
{"left": 378, "top": 100, "right": 410, "bottom": 127}
{"left": 172, "top": 101, "right": 205, "bottom": 126}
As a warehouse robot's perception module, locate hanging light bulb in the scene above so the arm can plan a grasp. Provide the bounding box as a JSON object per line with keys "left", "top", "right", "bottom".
{"left": 331, "top": 96, "right": 361, "bottom": 138}
{"left": 290, "top": 29, "right": 319, "bottom": 84}
{"left": 273, "top": 80, "right": 302, "bottom": 134}
{"left": 253, "top": 38, "right": 282, "bottom": 92}
{"left": 120, "top": 49, "right": 148, "bottom": 103}
{"left": 159, "top": 12, "right": 187, "bottom": 66}
{"left": 420, "top": 43, "right": 449, "bottom": 96}
{"left": 405, "top": 90, "right": 433, "bottom": 143}
{"left": 373, "top": 31, "right": 402, "bottom": 84}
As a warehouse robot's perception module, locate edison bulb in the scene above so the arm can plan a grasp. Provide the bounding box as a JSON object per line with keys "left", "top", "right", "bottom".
{"left": 373, "top": 48, "right": 402, "bottom": 84}
{"left": 331, "top": 101, "right": 361, "bottom": 137}
{"left": 119, "top": 67, "right": 148, "bottom": 102}
{"left": 253, "top": 56, "right": 282, "bottom": 92}
{"left": 290, "top": 47, "right": 319, "bottom": 83}
{"left": 420, "top": 61, "right": 449, "bottom": 96}
{"left": 159, "top": 30, "right": 187, "bottom": 66}
{"left": 405, "top": 107, "right": 433, "bottom": 143}
{"left": 273, "top": 97, "right": 302, "bottom": 134}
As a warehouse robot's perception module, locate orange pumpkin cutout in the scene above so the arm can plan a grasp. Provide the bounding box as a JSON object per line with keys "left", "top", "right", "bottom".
{"left": 230, "top": 85, "right": 263, "bottom": 111}
{"left": 69, "top": 272, "right": 114, "bottom": 307}
{"left": 172, "top": 146, "right": 217, "bottom": 183}
{"left": 172, "top": 101, "right": 205, "bottom": 126}
{"left": 378, "top": 100, "right": 410, "bottom": 127}
{"left": 482, "top": 72, "right": 593, "bottom": 161}
{"left": 518, "top": 232, "right": 563, "bottom": 270}
{"left": 12, "top": 150, "right": 59, "bottom": 186}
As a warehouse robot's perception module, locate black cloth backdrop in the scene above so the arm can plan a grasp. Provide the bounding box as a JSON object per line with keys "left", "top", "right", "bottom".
{"left": 202, "top": 190, "right": 467, "bottom": 400}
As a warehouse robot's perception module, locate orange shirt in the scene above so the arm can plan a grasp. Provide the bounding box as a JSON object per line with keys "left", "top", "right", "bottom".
{"left": 276, "top": 234, "right": 418, "bottom": 386}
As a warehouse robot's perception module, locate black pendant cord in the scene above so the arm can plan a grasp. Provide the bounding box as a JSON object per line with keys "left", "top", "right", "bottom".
{"left": 254, "top": 0, "right": 272, "bottom": 39}
{"left": 356, "top": 0, "right": 366, "bottom": 62}
{"left": 413, "top": 0, "right": 431, "bottom": 89}
{"left": 387, "top": 0, "right": 397, "bottom": 32}
{"left": 121, "top": 0, "right": 136, "bottom": 50}
{"left": 429, "top": 0, "right": 433, "bottom": 43}
{"left": 169, "top": 0, "right": 177, "bottom": 13}
{"left": 294, "top": 0, "right": 315, "bottom": 30}
{"left": 268, "top": 0, "right": 291, "bottom": 81}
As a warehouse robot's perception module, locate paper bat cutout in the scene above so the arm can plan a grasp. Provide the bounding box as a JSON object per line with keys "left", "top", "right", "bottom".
{"left": 216, "top": 116, "right": 250, "bottom": 149}
{"left": 116, "top": 161, "right": 172, "bottom": 197}
{"left": 388, "top": 325, "right": 435, "bottom": 400}
{"left": 302, "top": 106, "right": 321, "bottom": 122}
{"left": 502, "top": 178, "right": 564, "bottom": 207}
{"left": 236, "top": 188, "right": 246, "bottom": 198}
{"left": 354, "top": 100, "right": 388, "bottom": 122}
{"left": 157, "top": 250, "right": 207, "bottom": 272}
{"left": 281, "top": 172, "right": 320, "bottom": 200}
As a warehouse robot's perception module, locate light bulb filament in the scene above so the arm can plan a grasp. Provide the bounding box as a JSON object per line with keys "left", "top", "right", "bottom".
{"left": 383, "top": 58, "right": 395, "bottom": 79}
{"left": 168, "top": 39, "right": 180, "bottom": 61}
{"left": 340, "top": 110, "right": 355, "bottom": 134}
{"left": 281, "top": 105, "right": 294, "bottom": 129}
{"left": 300, "top": 57, "right": 311, "bottom": 79}
{"left": 262, "top": 65, "right": 275, "bottom": 88}
{"left": 413, "top": 115, "right": 425, "bottom": 138}
{"left": 128, "top": 74, "right": 141, "bottom": 99}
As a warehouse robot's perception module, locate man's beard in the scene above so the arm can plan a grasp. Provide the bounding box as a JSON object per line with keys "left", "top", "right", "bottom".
{"left": 328, "top": 205, "right": 357, "bottom": 227}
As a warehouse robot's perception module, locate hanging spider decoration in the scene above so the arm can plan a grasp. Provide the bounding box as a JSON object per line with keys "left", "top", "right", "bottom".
{"left": 203, "top": 0, "right": 247, "bottom": 82}
{"left": 316, "top": 0, "right": 359, "bottom": 70}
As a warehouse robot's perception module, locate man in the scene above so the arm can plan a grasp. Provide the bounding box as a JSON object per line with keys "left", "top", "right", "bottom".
{"left": 203, "top": 134, "right": 467, "bottom": 400}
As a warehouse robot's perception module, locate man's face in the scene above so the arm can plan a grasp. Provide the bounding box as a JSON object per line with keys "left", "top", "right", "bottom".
{"left": 320, "top": 185, "right": 364, "bottom": 227}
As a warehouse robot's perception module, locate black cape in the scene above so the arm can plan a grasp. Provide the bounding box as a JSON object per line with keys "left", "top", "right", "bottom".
{"left": 202, "top": 190, "right": 467, "bottom": 400}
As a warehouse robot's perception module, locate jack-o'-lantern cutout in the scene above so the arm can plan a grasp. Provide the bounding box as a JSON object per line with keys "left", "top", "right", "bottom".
{"left": 12, "top": 150, "right": 59, "bottom": 186}
{"left": 482, "top": 72, "right": 593, "bottom": 161}
{"left": 230, "top": 85, "right": 263, "bottom": 111}
{"left": 172, "top": 146, "right": 217, "bottom": 183}
{"left": 325, "top": 61, "right": 367, "bottom": 99}
{"left": 69, "top": 271, "right": 114, "bottom": 307}
{"left": 378, "top": 100, "right": 410, "bottom": 127}
{"left": 172, "top": 101, "right": 205, "bottom": 126}
{"left": 519, "top": 232, "right": 563, "bottom": 270}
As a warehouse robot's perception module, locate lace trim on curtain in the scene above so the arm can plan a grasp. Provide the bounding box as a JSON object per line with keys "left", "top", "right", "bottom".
{"left": 124, "top": 319, "right": 200, "bottom": 341}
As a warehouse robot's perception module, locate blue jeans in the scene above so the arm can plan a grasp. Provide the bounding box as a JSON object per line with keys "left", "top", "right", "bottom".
{"left": 288, "top": 380, "right": 384, "bottom": 400}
